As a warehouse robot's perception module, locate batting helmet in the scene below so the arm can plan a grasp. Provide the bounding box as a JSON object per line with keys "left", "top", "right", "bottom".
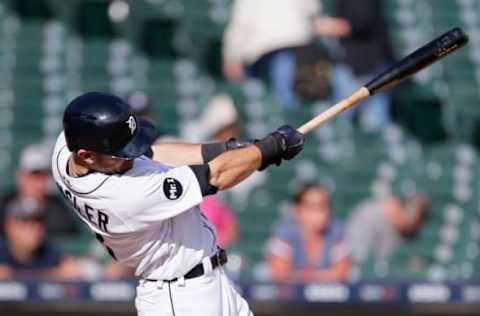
{"left": 63, "top": 92, "right": 159, "bottom": 159}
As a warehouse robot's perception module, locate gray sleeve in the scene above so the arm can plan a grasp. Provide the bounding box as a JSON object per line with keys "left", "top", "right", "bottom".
{"left": 345, "top": 202, "right": 378, "bottom": 261}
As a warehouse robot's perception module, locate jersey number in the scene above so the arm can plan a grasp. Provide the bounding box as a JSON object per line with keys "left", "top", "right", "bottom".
{"left": 95, "top": 233, "right": 117, "bottom": 261}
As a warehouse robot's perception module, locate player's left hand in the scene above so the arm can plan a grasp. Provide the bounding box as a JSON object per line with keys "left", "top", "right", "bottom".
{"left": 254, "top": 125, "right": 305, "bottom": 170}
{"left": 273, "top": 125, "right": 305, "bottom": 160}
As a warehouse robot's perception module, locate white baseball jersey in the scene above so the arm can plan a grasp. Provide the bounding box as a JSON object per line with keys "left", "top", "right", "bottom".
{"left": 51, "top": 132, "right": 218, "bottom": 280}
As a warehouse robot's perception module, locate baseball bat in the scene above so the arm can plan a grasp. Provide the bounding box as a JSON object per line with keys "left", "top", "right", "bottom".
{"left": 297, "top": 27, "right": 469, "bottom": 135}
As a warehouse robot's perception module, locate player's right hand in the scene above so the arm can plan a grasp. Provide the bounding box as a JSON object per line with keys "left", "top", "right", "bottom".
{"left": 273, "top": 125, "right": 305, "bottom": 160}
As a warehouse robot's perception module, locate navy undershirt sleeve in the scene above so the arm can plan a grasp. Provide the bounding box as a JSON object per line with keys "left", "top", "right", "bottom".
{"left": 189, "top": 164, "right": 218, "bottom": 196}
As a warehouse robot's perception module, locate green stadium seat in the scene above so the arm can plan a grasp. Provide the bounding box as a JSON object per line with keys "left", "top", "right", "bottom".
{"left": 50, "top": 232, "right": 94, "bottom": 257}
{"left": 203, "top": 38, "right": 223, "bottom": 79}
{"left": 10, "top": 0, "right": 54, "bottom": 20}
{"left": 81, "top": 39, "right": 111, "bottom": 68}
{"left": 140, "top": 18, "right": 178, "bottom": 58}
{"left": 74, "top": 1, "right": 115, "bottom": 38}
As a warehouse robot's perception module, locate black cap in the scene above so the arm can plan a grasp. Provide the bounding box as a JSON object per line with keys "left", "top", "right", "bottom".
{"left": 6, "top": 198, "right": 45, "bottom": 222}
{"left": 63, "top": 92, "right": 159, "bottom": 159}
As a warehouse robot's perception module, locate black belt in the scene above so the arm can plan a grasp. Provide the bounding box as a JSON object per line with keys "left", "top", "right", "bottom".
{"left": 146, "top": 248, "right": 227, "bottom": 283}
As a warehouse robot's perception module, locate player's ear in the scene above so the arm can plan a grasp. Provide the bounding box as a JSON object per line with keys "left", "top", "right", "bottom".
{"left": 76, "top": 149, "right": 97, "bottom": 166}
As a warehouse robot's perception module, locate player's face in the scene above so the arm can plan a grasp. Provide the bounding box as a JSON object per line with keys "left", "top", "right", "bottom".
{"left": 76, "top": 150, "right": 134, "bottom": 175}
{"left": 296, "top": 188, "right": 331, "bottom": 234}
{"left": 92, "top": 154, "right": 134, "bottom": 174}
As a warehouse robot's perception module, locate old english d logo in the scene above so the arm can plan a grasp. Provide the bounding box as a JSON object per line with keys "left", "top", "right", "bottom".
{"left": 126, "top": 116, "right": 137, "bottom": 135}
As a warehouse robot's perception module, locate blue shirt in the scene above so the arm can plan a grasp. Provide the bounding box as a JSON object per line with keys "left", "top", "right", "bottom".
{"left": 268, "top": 215, "right": 348, "bottom": 271}
{"left": 0, "top": 238, "right": 62, "bottom": 272}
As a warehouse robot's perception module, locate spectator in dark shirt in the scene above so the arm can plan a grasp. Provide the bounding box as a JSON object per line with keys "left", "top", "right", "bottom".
{"left": 0, "top": 198, "right": 80, "bottom": 279}
{"left": 333, "top": 0, "right": 393, "bottom": 132}
{"left": 266, "top": 183, "right": 351, "bottom": 282}
{"left": 0, "top": 143, "right": 79, "bottom": 237}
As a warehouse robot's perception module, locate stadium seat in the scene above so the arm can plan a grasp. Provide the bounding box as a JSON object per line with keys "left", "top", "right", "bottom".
{"left": 73, "top": 1, "right": 115, "bottom": 38}
{"left": 9, "top": 0, "right": 54, "bottom": 20}
{"left": 140, "top": 18, "right": 178, "bottom": 58}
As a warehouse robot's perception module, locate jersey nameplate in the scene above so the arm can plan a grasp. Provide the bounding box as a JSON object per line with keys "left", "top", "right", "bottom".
{"left": 61, "top": 187, "right": 111, "bottom": 233}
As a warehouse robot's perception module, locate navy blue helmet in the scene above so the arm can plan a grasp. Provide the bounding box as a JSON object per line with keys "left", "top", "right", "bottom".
{"left": 63, "top": 92, "right": 159, "bottom": 159}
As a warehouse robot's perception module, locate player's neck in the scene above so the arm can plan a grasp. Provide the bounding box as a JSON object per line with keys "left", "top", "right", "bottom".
{"left": 67, "top": 155, "right": 90, "bottom": 177}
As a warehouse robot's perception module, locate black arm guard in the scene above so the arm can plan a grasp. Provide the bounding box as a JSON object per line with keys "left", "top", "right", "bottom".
{"left": 201, "top": 142, "right": 227, "bottom": 163}
{"left": 201, "top": 139, "right": 254, "bottom": 162}
{"left": 189, "top": 164, "right": 218, "bottom": 196}
{"left": 253, "top": 134, "right": 285, "bottom": 171}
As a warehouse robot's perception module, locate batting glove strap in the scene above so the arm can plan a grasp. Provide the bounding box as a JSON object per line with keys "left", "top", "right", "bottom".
{"left": 253, "top": 133, "right": 285, "bottom": 171}
{"left": 225, "top": 138, "right": 254, "bottom": 150}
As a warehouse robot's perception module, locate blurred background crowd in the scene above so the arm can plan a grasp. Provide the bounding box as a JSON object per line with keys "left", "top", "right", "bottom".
{"left": 0, "top": 0, "right": 479, "bottom": 291}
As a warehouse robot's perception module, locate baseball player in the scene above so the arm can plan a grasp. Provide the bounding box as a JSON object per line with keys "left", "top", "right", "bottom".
{"left": 51, "top": 92, "right": 304, "bottom": 316}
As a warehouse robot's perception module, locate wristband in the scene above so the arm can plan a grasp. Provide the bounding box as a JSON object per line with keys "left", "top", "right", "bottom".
{"left": 253, "top": 133, "right": 284, "bottom": 170}
{"left": 201, "top": 142, "right": 227, "bottom": 163}
{"left": 201, "top": 139, "right": 253, "bottom": 162}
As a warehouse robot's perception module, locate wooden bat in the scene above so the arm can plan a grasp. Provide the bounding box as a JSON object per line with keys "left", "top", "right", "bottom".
{"left": 297, "top": 27, "right": 469, "bottom": 135}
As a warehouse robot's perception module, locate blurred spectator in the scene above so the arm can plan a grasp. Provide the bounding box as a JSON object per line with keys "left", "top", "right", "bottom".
{"left": 126, "top": 91, "right": 159, "bottom": 159}
{"left": 73, "top": 240, "right": 136, "bottom": 280}
{"left": 103, "top": 261, "right": 136, "bottom": 280}
{"left": 222, "top": 0, "right": 350, "bottom": 107}
{"left": 0, "top": 144, "right": 79, "bottom": 237}
{"left": 126, "top": 91, "right": 155, "bottom": 123}
{"left": 334, "top": 0, "right": 393, "bottom": 131}
{"left": 198, "top": 94, "right": 241, "bottom": 141}
{"left": 346, "top": 193, "right": 431, "bottom": 262}
{"left": 266, "top": 183, "right": 351, "bottom": 282}
{"left": 198, "top": 94, "right": 240, "bottom": 248}
{"left": 0, "top": 198, "right": 80, "bottom": 280}
{"left": 183, "top": 94, "right": 266, "bottom": 212}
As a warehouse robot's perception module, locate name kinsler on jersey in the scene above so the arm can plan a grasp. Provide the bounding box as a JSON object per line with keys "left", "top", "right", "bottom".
{"left": 58, "top": 184, "right": 110, "bottom": 233}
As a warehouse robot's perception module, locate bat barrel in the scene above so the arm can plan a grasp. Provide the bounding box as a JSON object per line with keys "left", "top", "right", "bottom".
{"left": 365, "top": 27, "right": 469, "bottom": 95}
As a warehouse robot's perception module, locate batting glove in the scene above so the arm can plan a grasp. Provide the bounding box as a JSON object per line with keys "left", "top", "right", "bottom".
{"left": 254, "top": 125, "right": 305, "bottom": 170}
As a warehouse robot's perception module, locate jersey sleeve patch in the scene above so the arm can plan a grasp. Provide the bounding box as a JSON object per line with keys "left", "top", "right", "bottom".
{"left": 119, "top": 165, "right": 204, "bottom": 227}
{"left": 163, "top": 177, "right": 183, "bottom": 200}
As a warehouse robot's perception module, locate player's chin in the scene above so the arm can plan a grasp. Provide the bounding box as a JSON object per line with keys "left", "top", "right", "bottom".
{"left": 117, "top": 160, "right": 134, "bottom": 173}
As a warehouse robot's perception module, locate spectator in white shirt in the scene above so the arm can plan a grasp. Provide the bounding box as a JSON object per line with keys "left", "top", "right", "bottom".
{"left": 222, "top": 0, "right": 350, "bottom": 108}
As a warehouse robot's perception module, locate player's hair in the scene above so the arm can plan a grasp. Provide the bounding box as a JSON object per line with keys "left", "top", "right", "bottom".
{"left": 292, "top": 182, "right": 328, "bottom": 205}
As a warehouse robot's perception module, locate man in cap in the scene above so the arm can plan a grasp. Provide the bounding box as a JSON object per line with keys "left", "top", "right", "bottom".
{"left": 0, "top": 144, "right": 79, "bottom": 237}
{"left": 0, "top": 198, "right": 80, "bottom": 279}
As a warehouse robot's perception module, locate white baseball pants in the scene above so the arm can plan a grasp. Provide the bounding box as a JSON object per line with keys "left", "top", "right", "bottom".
{"left": 135, "top": 260, "right": 253, "bottom": 316}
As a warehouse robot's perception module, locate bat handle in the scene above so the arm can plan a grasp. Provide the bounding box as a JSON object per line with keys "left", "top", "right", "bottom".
{"left": 297, "top": 87, "right": 371, "bottom": 134}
